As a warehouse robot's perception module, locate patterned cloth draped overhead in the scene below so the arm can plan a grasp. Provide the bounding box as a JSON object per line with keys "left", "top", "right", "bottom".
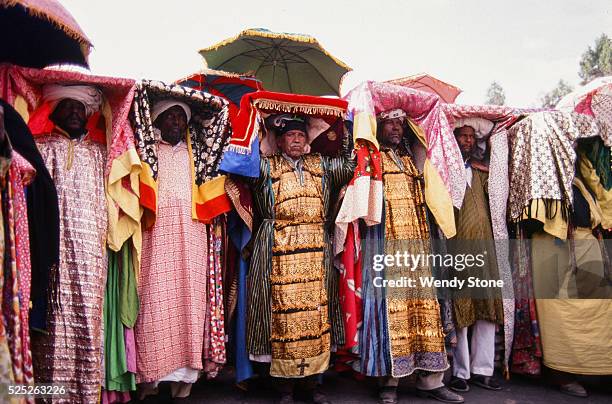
{"left": 338, "top": 81, "right": 454, "bottom": 378}
{"left": 219, "top": 90, "right": 348, "bottom": 178}
{"left": 508, "top": 111, "right": 611, "bottom": 226}
{"left": 0, "top": 66, "right": 142, "bottom": 403}
{"left": 132, "top": 80, "right": 232, "bottom": 229}
{"left": 342, "top": 81, "right": 461, "bottom": 238}
{"left": 0, "top": 65, "right": 141, "bottom": 255}
{"left": 131, "top": 81, "right": 231, "bottom": 384}
{"left": 441, "top": 103, "right": 535, "bottom": 376}
{"left": 231, "top": 91, "right": 352, "bottom": 379}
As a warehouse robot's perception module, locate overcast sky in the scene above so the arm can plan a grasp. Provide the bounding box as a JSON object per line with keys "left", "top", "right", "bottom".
{"left": 61, "top": 0, "right": 611, "bottom": 107}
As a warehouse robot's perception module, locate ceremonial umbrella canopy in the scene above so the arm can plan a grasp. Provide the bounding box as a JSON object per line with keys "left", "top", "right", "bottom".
{"left": 175, "top": 68, "right": 263, "bottom": 107}
{"left": 199, "top": 28, "right": 351, "bottom": 96}
{"left": 557, "top": 76, "right": 612, "bottom": 128}
{"left": 387, "top": 73, "right": 462, "bottom": 103}
{"left": 0, "top": 0, "right": 92, "bottom": 68}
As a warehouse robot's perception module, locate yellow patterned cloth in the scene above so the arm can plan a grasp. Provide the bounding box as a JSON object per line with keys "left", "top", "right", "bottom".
{"left": 380, "top": 150, "right": 447, "bottom": 371}
{"left": 268, "top": 155, "right": 330, "bottom": 377}
{"left": 532, "top": 229, "right": 612, "bottom": 374}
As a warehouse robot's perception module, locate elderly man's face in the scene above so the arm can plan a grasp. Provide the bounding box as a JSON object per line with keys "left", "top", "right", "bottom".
{"left": 277, "top": 129, "right": 307, "bottom": 159}
{"left": 380, "top": 118, "right": 404, "bottom": 148}
{"left": 50, "top": 98, "right": 87, "bottom": 138}
{"left": 455, "top": 125, "right": 476, "bottom": 158}
{"left": 155, "top": 105, "right": 187, "bottom": 146}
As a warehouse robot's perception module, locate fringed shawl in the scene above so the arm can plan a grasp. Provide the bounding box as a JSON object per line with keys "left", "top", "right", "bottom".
{"left": 219, "top": 90, "right": 348, "bottom": 177}
{"left": 508, "top": 111, "right": 611, "bottom": 223}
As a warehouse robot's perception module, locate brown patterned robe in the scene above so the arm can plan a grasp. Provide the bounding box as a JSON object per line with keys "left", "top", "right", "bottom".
{"left": 31, "top": 132, "right": 108, "bottom": 403}
{"left": 451, "top": 167, "right": 503, "bottom": 329}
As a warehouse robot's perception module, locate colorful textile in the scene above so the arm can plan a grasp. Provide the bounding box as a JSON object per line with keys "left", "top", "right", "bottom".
{"left": 510, "top": 228, "right": 542, "bottom": 377}
{"left": 508, "top": 111, "right": 611, "bottom": 223}
{"left": 175, "top": 69, "right": 262, "bottom": 107}
{"left": 558, "top": 79, "right": 612, "bottom": 129}
{"left": 219, "top": 91, "right": 348, "bottom": 178}
{"left": 227, "top": 212, "right": 253, "bottom": 383}
{"left": 206, "top": 218, "right": 227, "bottom": 377}
{"left": 269, "top": 156, "right": 330, "bottom": 378}
{"left": 334, "top": 140, "right": 383, "bottom": 257}
{"left": 247, "top": 152, "right": 353, "bottom": 376}
{"left": 0, "top": 66, "right": 141, "bottom": 257}
{"left": 8, "top": 152, "right": 35, "bottom": 386}
{"left": 338, "top": 222, "right": 362, "bottom": 350}
{"left": 0, "top": 97, "right": 59, "bottom": 332}
{"left": 104, "top": 246, "right": 136, "bottom": 392}
{"left": 132, "top": 80, "right": 232, "bottom": 227}
{"left": 579, "top": 137, "right": 612, "bottom": 191}
{"left": 2, "top": 179, "right": 24, "bottom": 385}
{"left": 135, "top": 141, "right": 212, "bottom": 383}
{"left": 119, "top": 241, "right": 139, "bottom": 329}
{"left": 333, "top": 140, "right": 380, "bottom": 355}
{"left": 31, "top": 133, "right": 108, "bottom": 403}
{"left": 354, "top": 150, "right": 449, "bottom": 378}
{"left": 343, "top": 81, "right": 463, "bottom": 210}
{"left": 578, "top": 148, "right": 612, "bottom": 229}
{"left": 0, "top": 185, "right": 16, "bottom": 391}
{"left": 378, "top": 151, "right": 447, "bottom": 377}
{"left": 488, "top": 131, "right": 515, "bottom": 374}
{"left": 443, "top": 104, "right": 522, "bottom": 370}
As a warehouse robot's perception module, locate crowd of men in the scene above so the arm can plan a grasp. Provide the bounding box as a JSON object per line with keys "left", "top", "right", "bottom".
{"left": 0, "top": 78, "right": 610, "bottom": 404}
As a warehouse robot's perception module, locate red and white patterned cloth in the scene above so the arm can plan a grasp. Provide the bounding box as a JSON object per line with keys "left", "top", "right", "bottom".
{"left": 9, "top": 152, "right": 35, "bottom": 387}
{"left": 135, "top": 142, "right": 210, "bottom": 383}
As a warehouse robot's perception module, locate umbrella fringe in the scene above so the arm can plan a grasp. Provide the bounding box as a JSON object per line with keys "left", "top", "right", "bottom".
{"left": 1, "top": 0, "right": 92, "bottom": 47}
{"left": 253, "top": 98, "right": 345, "bottom": 118}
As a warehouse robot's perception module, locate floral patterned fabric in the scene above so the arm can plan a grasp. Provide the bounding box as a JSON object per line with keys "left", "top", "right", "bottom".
{"left": 132, "top": 80, "right": 230, "bottom": 183}
{"left": 508, "top": 111, "right": 611, "bottom": 222}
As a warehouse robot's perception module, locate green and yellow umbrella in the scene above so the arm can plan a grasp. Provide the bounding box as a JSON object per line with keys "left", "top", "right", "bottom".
{"left": 199, "top": 28, "right": 351, "bottom": 96}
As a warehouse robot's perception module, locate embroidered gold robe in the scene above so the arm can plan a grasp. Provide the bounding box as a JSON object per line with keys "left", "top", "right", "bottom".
{"left": 247, "top": 153, "right": 352, "bottom": 378}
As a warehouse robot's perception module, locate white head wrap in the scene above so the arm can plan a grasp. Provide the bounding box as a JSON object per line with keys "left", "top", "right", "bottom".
{"left": 151, "top": 99, "right": 191, "bottom": 124}
{"left": 377, "top": 108, "right": 406, "bottom": 121}
{"left": 42, "top": 84, "right": 103, "bottom": 117}
{"left": 453, "top": 117, "right": 494, "bottom": 160}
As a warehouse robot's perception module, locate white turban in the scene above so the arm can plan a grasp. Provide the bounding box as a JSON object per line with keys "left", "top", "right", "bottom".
{"left": 453, "top": 117, "right": 494, "bottom": 138}
{"left": 454, "top": 117, "right": 494, "bottom": 160}
{"left": 151, "top": 99, "right": 191, "bottom": 124}
{"left": 42, "top": 84, "right": 103, "bottom": 117}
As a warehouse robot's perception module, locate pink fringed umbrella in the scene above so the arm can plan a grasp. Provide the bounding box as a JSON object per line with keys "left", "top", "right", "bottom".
{"left": 386, "top": 73, "right": 462, "bottom": 103}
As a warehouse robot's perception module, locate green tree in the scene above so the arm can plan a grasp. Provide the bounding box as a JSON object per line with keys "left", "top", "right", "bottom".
{"left": 579, "top": 34, "right": 612, "bottom": 84}
{"left": 541, "top": 79, "right": 574, "bottom": 108}
{"left": 485, "top": 81, "right": 506, "bottom": 106}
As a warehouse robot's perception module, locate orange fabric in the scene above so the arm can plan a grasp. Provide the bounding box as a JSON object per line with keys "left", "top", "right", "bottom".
{"left": 195, "top": 194, "right": 231, "bottom": 223}
{"left": 191, "top": 175, "right": 231, "bottom": 223}
{"left": 138, "top": 162, "right": 158, "bottom": 230}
